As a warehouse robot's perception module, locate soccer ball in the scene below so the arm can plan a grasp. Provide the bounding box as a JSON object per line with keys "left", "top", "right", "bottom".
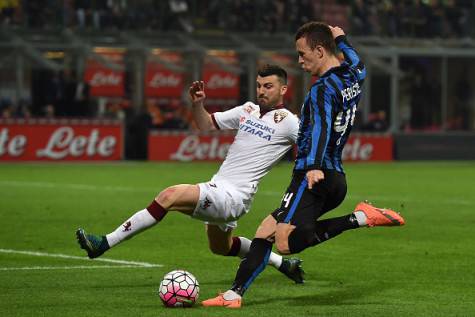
{"left": 158, "top": 270, "right": 200, "bottom": 307}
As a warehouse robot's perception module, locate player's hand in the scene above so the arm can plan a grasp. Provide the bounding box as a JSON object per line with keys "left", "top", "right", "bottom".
{"left": 306, "top": 169, "right": 324, "bottom": 189}
{"left": 329, "top": 26, "right": 345, "bottom": 39}
{"left": 189, "top": 80, "right": 206, "bottom": 104}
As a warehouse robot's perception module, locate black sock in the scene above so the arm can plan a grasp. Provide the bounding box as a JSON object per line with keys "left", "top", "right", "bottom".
{"left": 231, "top": 238, "right": 272, "bottom": 296}
{"left": 314, "top": 214, "right": 359, "bottom": 244}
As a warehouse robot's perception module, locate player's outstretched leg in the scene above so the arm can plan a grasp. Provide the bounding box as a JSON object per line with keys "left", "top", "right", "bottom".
{"left": 203, "top": 238, "right": 273, "bottom": 308}
{"left": 208, "top": 227, "right": 305, "bottom": 284}
{"left": 223, "top": 235, "right": 305, "bottom": 283}
{"left": 75, "top": 200, "right": 163, "bottom": 259}
{"left": 76, "top": 184, "right": 198, "bottom": 259}
{"left": 76, "top": 228, "right": 110, "bottom": 259}
{"left": 353, "top": 201, "right": 405, "bottom": 227}
{"left": 279, "top": 257, "right": 305, "bottom": 284}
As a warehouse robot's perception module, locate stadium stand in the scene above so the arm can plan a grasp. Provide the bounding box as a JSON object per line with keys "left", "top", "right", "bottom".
{"left": 0, "top": 0, "right": 474, "bottom": 159}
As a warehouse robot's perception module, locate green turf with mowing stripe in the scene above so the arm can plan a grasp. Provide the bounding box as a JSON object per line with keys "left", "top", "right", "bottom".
{"left": 0, "top": 162, "right": 474, "bottom": 316}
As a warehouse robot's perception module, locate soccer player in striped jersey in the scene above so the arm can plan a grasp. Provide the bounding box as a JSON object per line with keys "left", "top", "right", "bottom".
{"left": 76, "top": 64, "right": 305, "bottom": 284}
{"left": 202, "top": 22, "right": 405, "bottom": 309}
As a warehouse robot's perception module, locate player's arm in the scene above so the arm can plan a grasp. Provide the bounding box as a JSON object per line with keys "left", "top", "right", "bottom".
{"left": 288, "top": 114, "right": 300, "bottom": 144}
{"left": 330, "top": 26, "right": 366, "bottom": 79}
{"left": 189, "top": 80, "right": 217, "bottom": 131}
{"left": 306, "top": 84, "right": 333, "bottom": 189}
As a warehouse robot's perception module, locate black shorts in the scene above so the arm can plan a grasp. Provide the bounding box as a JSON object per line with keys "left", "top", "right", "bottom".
{"left": 271, "top": 169, "right": 347, "bottom": 226}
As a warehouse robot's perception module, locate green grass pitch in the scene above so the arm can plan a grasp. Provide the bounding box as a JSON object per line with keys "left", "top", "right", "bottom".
{"left": 0, "top": 161, "right": 474, "bottom": 316}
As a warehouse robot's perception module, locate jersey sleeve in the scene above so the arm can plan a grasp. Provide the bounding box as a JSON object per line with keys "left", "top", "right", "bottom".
{"left": 335, "top": 35, "right": 366, "bottom": 81}
{"left": 306, "top": 83, "right": 334, "bottom": 170}
{"left": 212, "top": 106, "right": 243, "bottom": 130}
{"left": 286, "top": 113, "right": 299, "bottom": 144}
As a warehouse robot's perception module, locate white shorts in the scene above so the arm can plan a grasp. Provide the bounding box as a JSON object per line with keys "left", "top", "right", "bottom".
{"left": 193, "top": 179, "right": 251, "bottom": 232}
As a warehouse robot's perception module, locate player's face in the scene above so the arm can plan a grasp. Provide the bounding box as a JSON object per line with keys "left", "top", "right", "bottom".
{"left": 296, "top": 37, "right": 323, "bottom": 76}
{"left": 256, "top": 75, "right": 287, "bottom": 109}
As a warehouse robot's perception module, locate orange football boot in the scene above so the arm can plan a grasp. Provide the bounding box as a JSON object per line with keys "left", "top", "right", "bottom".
{"left": 354, "top": 201, "right": 405, "bottom": 227}
{"left": 202, "top": 293, "right": 242, "bottom": 308}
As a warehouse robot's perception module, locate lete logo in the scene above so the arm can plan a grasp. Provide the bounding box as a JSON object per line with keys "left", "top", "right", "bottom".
{"left": 37, "top": 127, "right": 117, "bottom": 159}
{"left": 149, "top": 73, "right": 181, "bottom": 88}
{"left": 170, "top": 135, "right": 231, "bottom": 161}
{"left": 89, "top": 72, "right": 122, "bottom": 86}
{"left": 342, "top": 138, "right": 373, "bottom": 160}
{"left": 206, "top": 74, "right": 237, "bottom": 89}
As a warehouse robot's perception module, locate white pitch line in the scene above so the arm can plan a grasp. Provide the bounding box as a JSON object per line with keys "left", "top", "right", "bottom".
{"left": 0, "top": 180, "right": 151, "bottom": 193}
{"left": 0, "top": 265, "right": 154, "bottom": 271}
{"left": 0, "top": 249, "right": 162, "bottom": 268}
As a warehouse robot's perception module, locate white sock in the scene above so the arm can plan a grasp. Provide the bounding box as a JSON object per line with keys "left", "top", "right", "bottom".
{"left": 106, "top": 209, "right": 157, "bottom": 247}
{"left": 222, "top": 289, "right": 241, "bottom": 300}
{"left": 268, "top": 250, "right": 283, "bottom": 269}
{"left": 353, "top": 211, "right": 368, "bottom": 227}
{"left": 237, "top": 236, "right": 282, "bottom": 269}
{"left": 236, "top": 236, "right": 251, "bottom": 258}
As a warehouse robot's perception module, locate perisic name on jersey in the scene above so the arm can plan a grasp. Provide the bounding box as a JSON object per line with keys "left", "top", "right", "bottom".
{"left": 341, "top": 82, "right": 361, "bottom": 102}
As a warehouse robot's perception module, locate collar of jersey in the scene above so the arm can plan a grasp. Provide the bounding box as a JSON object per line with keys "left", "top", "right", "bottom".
{"left": 259, "top": 104, "right": 285, "bottom": 118}
{"left": 318, "top": 61, "right": 349, "bottom": 79}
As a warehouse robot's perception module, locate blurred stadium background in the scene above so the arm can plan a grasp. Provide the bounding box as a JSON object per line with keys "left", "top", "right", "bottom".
{"left": 0, "top": 0, "right": 475, "bottom": 162}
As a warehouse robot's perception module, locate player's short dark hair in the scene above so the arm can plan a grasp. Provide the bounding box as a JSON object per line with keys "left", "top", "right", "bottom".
{"left": 295, "top": 21, "right": 336, "bottom": 55}
{"left": 257, "top": 64, "right": 287, "bottom": 85}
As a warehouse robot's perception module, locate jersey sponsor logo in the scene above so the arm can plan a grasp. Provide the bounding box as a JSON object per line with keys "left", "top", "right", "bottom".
{"left": 122, "top": 221, "right": 132, "bottom": 232}
{"left": 239, "top": 125, "right": 271, "bottom": 141}
{"left": 238, "top": 119, "right": 276, "bottom": 141}
{"left": 201, "top": 197, "right": 212, "bottom": 210}
{"left": 244, "top": 120, "right": 276, "bottom": 134}
{"left": 274, "top": 110, "right": 288, "bottom": 123}
{"left": 341, "top": 82, "right": 361, "bottom": 102}
{"left": 244, "top": 104, "right": 255, "bottom": 114}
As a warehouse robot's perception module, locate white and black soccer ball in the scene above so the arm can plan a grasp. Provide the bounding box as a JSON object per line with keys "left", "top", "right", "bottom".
{"left": 158, "top": 270, "right": 200, "bottom": 307}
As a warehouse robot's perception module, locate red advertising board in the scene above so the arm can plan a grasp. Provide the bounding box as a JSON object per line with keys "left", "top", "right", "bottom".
{"left": 149, "top": 132, "right": 393, "bottom": 162}
{"left": 342, "top": 134, "right": 393, "bottom": 161}
{"left": 0, "top": 119, "right": 123, "bottom": 161}
{"left": 145, "top": 52, "right": 184, "bottom": 98}
{"left": 203, "top": 53, "right": 240, "bottom": 99}
{"left": 84, "top": 52, "right": 125, "bottom": 97}
{"left": 149, "top": 132, "right": 235, "bottom": 161}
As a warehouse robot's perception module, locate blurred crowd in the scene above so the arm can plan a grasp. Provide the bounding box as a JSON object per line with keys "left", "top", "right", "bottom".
{"left": 1, "top": 0, "right": 473, "bottom": 38}
{"left": 1, "top": 0, "right": 474, "bottom": 133}
{"left": 0, "top": 68, "right": 192, "bottom": 131}
{"left": 349, "top": 0, "right": 473, "bottom": 38}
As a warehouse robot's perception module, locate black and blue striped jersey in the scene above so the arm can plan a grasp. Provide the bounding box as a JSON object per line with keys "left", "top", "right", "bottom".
{"left": 294, "top": 35, "right": 366, "bottom": 173}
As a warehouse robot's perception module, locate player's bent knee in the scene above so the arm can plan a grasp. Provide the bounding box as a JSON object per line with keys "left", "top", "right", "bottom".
{"left": 287, "top": 225, "right": 317, "bottom": 254}
{"left": 156, "top": 185, "right": 185, "bottom": 209}
{"left": 255, "top": 215, "right": 277, "bottom": 240}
